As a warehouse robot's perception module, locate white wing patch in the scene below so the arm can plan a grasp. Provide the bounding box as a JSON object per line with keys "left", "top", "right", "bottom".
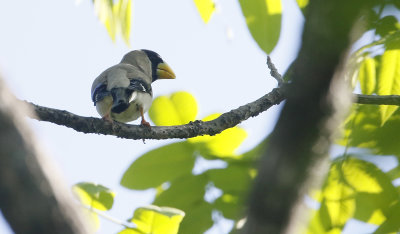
{"left": 139, "top": 83, "right": 146, "bottom": 92}
{"left": 129, "top": 91, "right": 138, "bottom": 102}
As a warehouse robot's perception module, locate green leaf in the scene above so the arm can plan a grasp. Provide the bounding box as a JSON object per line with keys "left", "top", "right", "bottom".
{"left": 238, "top": 0, "right": 282, "bottom": 54}
{"left": 374, "top": 202, "right": 400, "bottom": 234}
{"left": 193, "top": 0, "right": 215, "bottom": 23}
{"left": 358, "top": 56, "right": 376, "bottom": 95}
{"left": 206, "top": 164, "right": 251, "bottom": 192}
{"left": 395, "top": 1, "right": 400, "bottom": 10}
{"left": 188, "top": 114, "right": 247, "bottom": 158}
{"left": 72, "top": 182, "right": 115, "bottom": 211}
{"left": 295, "top": 0, "right": 309, "bottom": 14}
{"left": 338, "top": 104, "right": 400, "bottom": 156}
{"left": 154, "top": 175, "right": 213, "bottom": 234}
{"left": 375, "top": 16, "right": 400, "bottom": 38}
{"left": 177, "top": 202, "right": 213, "bottom": 234}
{"left": 154, "top": 174, "right": 208, "bottom": 211}
{"left": 353, "top": 193, "right": 387, "bottom": 225}
{"left": 121, "top": 142, "right": 196, "bottom": 190}
{"left": 213, "top": 194, "right": 242, "bottom": 220}
{"left": 127, "top": 205, "right": 185, "bottom": 234}
{"left": 316, "top": 164, "right": 355, "bottom": 231}
{"left": 377, "top": 48, "right": 400, "bottom": 125}
{"left": 306, "top": 157, "right": 398, "bottom": 232}
{"left": 149, "top": 92, "right": 198, "bottom": 126}
{"left": 386, "top": 165, "right": 400, "bottom": 180}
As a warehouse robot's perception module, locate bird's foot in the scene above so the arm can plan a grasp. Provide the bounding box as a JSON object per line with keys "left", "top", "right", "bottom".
{"left": 102, "top": 114, "right": 114, "bottom": 124}
{"left": 140, "top": 119, "right": 151, "bottom": 128}
{"left": 140, "top": 118, "right": 150, "bottom": 144}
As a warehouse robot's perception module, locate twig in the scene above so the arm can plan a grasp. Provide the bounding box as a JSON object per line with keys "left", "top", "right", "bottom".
{"left": 355, "top": 94, "right": 400, "bottom": 105}
{"left": 267, "top": 56, "right": 284, "bottom": 86}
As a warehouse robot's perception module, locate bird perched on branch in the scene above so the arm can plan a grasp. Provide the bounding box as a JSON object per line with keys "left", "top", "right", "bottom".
{"left": 91, "top": 50, "right": 176, "bottom": 126}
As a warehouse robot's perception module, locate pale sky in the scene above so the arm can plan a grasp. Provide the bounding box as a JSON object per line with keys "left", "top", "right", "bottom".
{"left": 0, "top": 0, "right": 307, "bottom": 233}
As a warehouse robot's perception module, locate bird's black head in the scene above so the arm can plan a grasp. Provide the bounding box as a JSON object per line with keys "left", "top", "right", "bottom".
{"left": 141, "top": 49, "right": 176, "bottom": 82}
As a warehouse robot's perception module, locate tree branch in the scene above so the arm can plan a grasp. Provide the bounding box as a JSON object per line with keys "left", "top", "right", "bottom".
{"left": 26, "top": 87, "right": 285, "bottom": 140}
{"left": 355, "top": 94, "right": 400, "bottom": 105}
{"left": 24, "top": 90, "right": 400, "bottom": 141}
{"left": 267, "top": 56, "right": 283, "bottom": 86}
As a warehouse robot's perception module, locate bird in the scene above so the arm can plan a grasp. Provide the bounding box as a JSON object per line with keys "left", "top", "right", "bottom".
{"left": 91, "top": 49, "right": 175, "bottom": 126}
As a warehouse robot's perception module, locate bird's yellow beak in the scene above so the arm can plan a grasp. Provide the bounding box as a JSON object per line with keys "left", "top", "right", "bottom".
{"left": 157, "top": 63, "right": 176, "bottom": 79}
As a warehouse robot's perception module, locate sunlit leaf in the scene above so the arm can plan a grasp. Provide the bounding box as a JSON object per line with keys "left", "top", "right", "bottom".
{"left": 118, "top": 228, "right": 142, "bottom": 234}
{"left": 377, "top": 46, "right": 400, "bottom": 125}
{"left": 121, "top": 142, "right": 196, "bottom": 190}
{"left": 318, "top": 161, "right": 356, "bottom": 230}
{"left": 193, "top": 0, "right": 215, "bottom": 23}
{"left": 295, "top": 0, "right": 309, "bottom": 14}
{"left": 296, "top": 0, "right": 308, "bottom": 8}
{"left": 149, "top": 91, "right": 198, "bottom": 126}
{"left": 188, "top": 113, "right": 247, "bottom": 158}
{"left": 306, "top": 157, "right": 398, "bottom": 232}
{"left": 72, "top": 182, "right": 115, "bottom": 211}
{"left": 114, "top": 0, "right": 132, "bottom": 44}
{"left": 358, "top": 56, "right": 376, "bottom": 95}
{"left": 170, "top": 92, "right": 198, "bottom": 124}
{"left": 126, "top": 205, "right": 185, "bottom": 234}
{"left": 92, "top": 0, "right": 132, "bottom": 44}
{"left": 238, "top": 0, "right": 282, "bottom": 54}
{"left": 307, "top": 210, "right": 341, "bottom": 234}
{"left": 338, "top": 105, "right": 400, "bottom": 156}
{"left": 94, "top": 0, "right": 116, "bottom": 41}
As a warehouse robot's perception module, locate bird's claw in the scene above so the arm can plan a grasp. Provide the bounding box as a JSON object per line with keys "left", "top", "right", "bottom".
{"left": 140, "top": 119, "right": 151, "bottom": 128}
{"left": 102, "top": 114, "right": 114, "bottom": 124}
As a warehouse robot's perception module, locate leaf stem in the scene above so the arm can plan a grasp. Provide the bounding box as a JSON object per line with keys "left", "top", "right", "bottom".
{"left": 85, "top": 205, "right": 136, "bottom": 229}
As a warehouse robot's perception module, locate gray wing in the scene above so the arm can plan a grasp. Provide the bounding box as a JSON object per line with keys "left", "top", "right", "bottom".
{"left": 91, "top": 82, "right": 110, "bottom": 105}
